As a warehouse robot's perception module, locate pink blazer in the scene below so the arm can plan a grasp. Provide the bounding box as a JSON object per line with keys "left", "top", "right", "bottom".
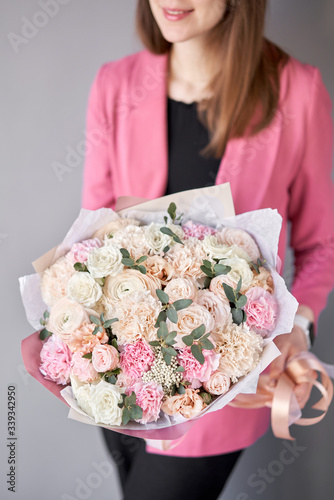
{"left": 82, "top": 49, "right": 334, "bottom": 457}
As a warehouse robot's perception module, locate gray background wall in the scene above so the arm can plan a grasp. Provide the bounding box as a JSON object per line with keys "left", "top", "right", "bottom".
{"left": 1, "top": 1, "right": 333, "bottom": 499}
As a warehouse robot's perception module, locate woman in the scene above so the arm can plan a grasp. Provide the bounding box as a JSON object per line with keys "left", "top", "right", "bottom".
{"left": 82, "top": 1, "right": 334, "bottom": 498}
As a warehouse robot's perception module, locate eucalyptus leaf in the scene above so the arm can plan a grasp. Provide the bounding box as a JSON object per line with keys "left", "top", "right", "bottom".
{"left": 203, "top": 277, "right": 212, "bottom": 289}
{"left": 200, "top": 338, "right": 214, "bottom": 350}
{"left": 137, "top": 265, "right": 147, "bottom": 275}
{"left": 173, "top": 299, "right": 193, "bottom": 311}
{"left": 222, "top": 283, "right": 236, "bottom": 303}
{"left": 111, "top": 338, "right": 118, "bottom": 350}
{"left": 163, "top": 353, "right": 172, "bottom": 365}
{"left": 176, "top": 366, "right": 185, "bottom": 372}
{"left": 236, "top": 276, "right": 242, "bottom": 292}
{"left": 43, "top": 310, "right": 50, "bottom": 319}
{"left": 125, "top": 391, "right": 136, "bottom": 408}
{"left": 39, "top": 328, "right": 52, "bottom": 340}
{"left": 149, "top": 341, "right": 160, "bottom": 347}
{"left": 164, "top": 331, "right": 177, "bottom": 344}
{"left": 100, "top": 312, "right": 105, "bottom": 324}
{"left": 90, "top": 315, "right": 101, "bottom": 326}
{"left": 122, "top": 257, "right": 135, "bottom": 267}
{"left": 182, "top": 335, "right": 194, "bottom": 347}
{"left": 157, "top": 321, "right": 168, "bottom": 340}
{"left": 214, "top": 264, "right": 231, "bottom": 276}
{"left": 203, "top": 259, "right": 212, "bottom": 269}
{"left": 199, "top": 392, "right": 212, "bottom": 404}
{"left": 191, "top": 324, "right": 206, "bottom": 339}
{"left": 106, "top": 375, "right": 117, "bottom": 384}
{"left": 166, "top": 307, "right": 178, "bottom": 324}
{"left": 130, "top": 404, "right": 143, "bottom": 420}
{"left": 171, "top": 385, "right": 177, "bottom": 396}
{"left": 92, "top": 326, "right": 102, "bottom": 336}
{"left": 172, "top": 234, "right": 184, "bottom": 245}
{"left": 103, "top": 318, "right": 119, "bottom": 328}
{"left": 122, "top": 408, "right": 131, "bottom": 426}
{"left": 82, "top": 353, "right": 92, "bottom": 359}
{"left": 163, "top": 245, "right": 170, "bottom": 254}
{"left": 136, "top": 255, "right": 148, "bottom": 264}
{"left": 232, "top": 308, "right": 244, "bottom": 325}
{"left": 120, "top": 248, "right": 130, "bottom": 259}
{"left": 155, "top": 310, "right": 167, "bottom": 327}
{"left": 235, "top": 295, "right": 247, "bottom": 308}
{"left": 200, "top": 265, "right": 214, "bottom": 278}
{"left": 177, "top": 385, "right": 186, "bottom": 395}
{"left": 162, "top": 346, "right": 177, "bottom": 357}
{"left": 156, "top": 289, "right": 170, "bottom": 305}
{"left": 191, "top": 344, "right": 205, "bottom": 364}
{"left": 160, "top": 227, "right": 174, "bottom": 237}
{"left": 167, "top": 202, "right": 177, "bottom": 221}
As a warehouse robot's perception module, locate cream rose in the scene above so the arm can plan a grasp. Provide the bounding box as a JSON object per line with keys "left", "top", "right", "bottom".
{"left": 103, "top": 269, "right": 161, "bottom": 303}
{"left": 92, "top": 344, "right": 119, "bottom": 373}
{"left": 90, "top": 380, "right": 123, "bottom": 426}
{"left": 203, "top": 371, "right": 231, "bottom": 395}
{"left": 47, "top": 297, "right": 89, "bottom": 342}
{"left": 164, "top": 277, "right": 198, "bottom": 302}
{"left": 67, "top": 272, "right": 102, "bottom": 307}
{"left": 93, "top": 217, "right": 139, "bottom": 241}
{"left": 87, "top": 244, "right": 123, "bottom": 279}
{"left": 145, "top": 255, "right": 175, "bottom": 284}
{"left": 196, "top": 289, "right": 231, "bottom": 327}
{"left": 144, "top": 223, "right": 174, "bottom": 254}
{"left": 41, "top": 256, "right": 76, "bottom": 307}
{"left": 216, "top": 227, "right": 261, "bottom": 262}
{"left": 161, "top": 388, "right": 206, "bottom": 418}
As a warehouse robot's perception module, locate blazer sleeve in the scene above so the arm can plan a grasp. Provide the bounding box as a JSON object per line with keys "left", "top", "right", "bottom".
{"left": 288, "top": 67, "right": 334, "bottom": 330}
{"left": 81, "top": 65, "right": 116, "bottom": 210}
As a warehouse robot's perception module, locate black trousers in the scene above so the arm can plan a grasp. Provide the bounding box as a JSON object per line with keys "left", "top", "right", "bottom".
{"left": 102, "top": 428, "right": 244, "bottom": 500}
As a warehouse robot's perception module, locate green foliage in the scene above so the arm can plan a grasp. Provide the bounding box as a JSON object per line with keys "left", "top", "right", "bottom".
{"left": 73, "top": 262, "right": 89, "bottom": 272}
{"left": 222, "top": 281, "right": 247, "bottom": 325}
{"left": 120, "top": 248, "right": 148, "bottom": 274}
{"left": 119, "top": 391, "right": 143, "bottom": 425}
{"left": 200, "top": 259, "right": 231, "bottom": 288}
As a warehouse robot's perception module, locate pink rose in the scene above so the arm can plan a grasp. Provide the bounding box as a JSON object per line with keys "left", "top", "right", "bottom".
{"left": 67, "top": 238, "right": 102, "bottom": 264}
{"left": 182, "top": 221, "right": 217, "bottom": 240}
{"left": 245, "top": 287, "right": 277, "bottom": 337}
{"left": 71, "top": 351, "right": 100, "bottom": 383}
{"left": 92, "top": 344, "right": 119, "bottom": 373}
{"left": 39, "top": 335, "right": 72, "bottom": 385}
{"left": 127, "top": 380, "right": 164, "bottom": 424}
{"left": 120, "top": 341, "right": 155, "bottom": 379}
{"left": 203, "top": 371, "right": 231, "bottom": 395}
{"left": 161, "top": 388, "right": 206, "bottom": 418}
{"left": 177, "top": 347, "right": 220, "bottom": 389}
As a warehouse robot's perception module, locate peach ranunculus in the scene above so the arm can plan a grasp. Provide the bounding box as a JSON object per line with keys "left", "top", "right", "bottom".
{"left": 161, "top": 388, "right": 206, "bottom": 419}
{"left": 164, "top": 277, "right": 198, "bottom": 303}
{"left": 111, "top": 291, "right": 161, "bottom": 345}
{"left": 203, "top": 370, "right": 231, "bottom": 395}
{"left": 248, "top": 266, "right": 275, "bottom": 294}
{"left": 214, "top": 322, "right": 263, "bottom": 383}
{"left": 244, "top": 286, "right": 277, "bottom": 337}
{"left": 92, "top": 344, "right": 119, "bottom": 373}
{"left": 216, "top": 227, "right": 261, "bottom": 263}
{"left": 41, "top": 256, "right": 76, "bottom": 308}
{"left": 47, "top": 297, "right": 89, "bottom": 343}
{"left": 144, "top": 255, "right": 175, "bottom": 284}
{"left": 71, "top": 351, "right": 100, "bottom": 383}
{"left": 93, "top": 217, "right": 139, "bottom": 241}
{"left": 67, "top": 322, "right": 108, "bottom": 354}
{"left": 166, "top": 237, "right": 207, "bottom": 281}
{"left": 196, "top": 290, "right": 231, "bottom": 327}
{"left": 103, "top": 269, "right": 161, "bottom": 303}
{"left": 110, "top": 225, "right": 151, "bottom": 261}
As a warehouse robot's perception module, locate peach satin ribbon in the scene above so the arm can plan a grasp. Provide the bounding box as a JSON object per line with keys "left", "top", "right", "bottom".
{"left": 229, "top": 352, "right": 334, "bottom": 440}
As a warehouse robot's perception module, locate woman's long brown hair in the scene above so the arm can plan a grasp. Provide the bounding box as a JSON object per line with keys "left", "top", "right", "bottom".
{"left": 136, "top": 0, "right": 289, "bottom": 158}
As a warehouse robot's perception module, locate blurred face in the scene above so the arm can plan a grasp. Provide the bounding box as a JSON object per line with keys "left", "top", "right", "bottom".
{"left": 148, "top": 0, "right": 227, "bottom": 43}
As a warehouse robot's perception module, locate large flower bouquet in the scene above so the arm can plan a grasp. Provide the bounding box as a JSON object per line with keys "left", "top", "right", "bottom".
{"left": 20, "top": 184, "right": 299, "bottom": 439}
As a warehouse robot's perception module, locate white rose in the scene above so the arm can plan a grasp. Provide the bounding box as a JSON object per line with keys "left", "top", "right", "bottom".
{"left": 67, "top": 272, "right": 102, "bottom": 307}
{"left": 47, "top": 297, "right": 88, "bottom": 342}
{"left": 164, "top": 277, "right": 198, "bottom": 302}
{"left": 87, "top": 244, "right": 123, "bottom": 279}
{"left": 90, "top": 380, "right": 123, "bottom": 426}
{"left": 70, "top": 375, "right": 100, "bottom": 419}
{"left": 219, "top": 257, "right": 253, "bottom": 291}
{"left": 202, "top": 235, "right": 229, "bottom": 260}
{"left": 104, "top": 269, "right": 161, "bottom": 303}
{"left": 144, "top": 223, "right": 173, "bottom": 254}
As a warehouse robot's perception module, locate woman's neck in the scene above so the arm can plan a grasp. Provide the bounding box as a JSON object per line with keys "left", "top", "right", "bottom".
{"left": 168, "top": 37, "right": 215, "bottom": 103}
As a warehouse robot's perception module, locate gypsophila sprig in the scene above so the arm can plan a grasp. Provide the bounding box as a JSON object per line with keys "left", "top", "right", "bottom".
{"left": 223, "top": 278, "right": 247, "bottom": 325}
{"left": 39, "top": 310, "right": 53, "bottom": 340}
{"left": 117, "top": 391, "right": 143, "bottom": 425}
{"left": 120, "top": 248, "right": 148, "bottom": 274}
{"left": 143, "top": 345, "right": 184, "bottom": 395}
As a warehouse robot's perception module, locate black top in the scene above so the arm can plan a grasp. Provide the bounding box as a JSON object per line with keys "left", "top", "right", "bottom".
{"left": 165, "top": 97, "right": 222, "bottom": 196}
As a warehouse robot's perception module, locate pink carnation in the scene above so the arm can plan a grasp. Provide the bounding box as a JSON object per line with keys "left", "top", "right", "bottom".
{"left": 67, "top": 238, "right": 101, "bottom": 264}
{"left": 177, "top": 347, "right": 220, "bottom": 389}
{"left": 245, "top": 286, "right": 278, "bottom": 337}
{"left": 71, "top": 351, "right": 99, "bottom": 383}
{"left": 182, "top": 221, "right": 216, "bottom": 240}
{"left": 39, "top": 335, "right": 72, "bottom": 385}
{"left": 127, "top": 380, "right": 164, "bottom": 424}
{"left": 120, "top": 341, "right": 155, "bottom": 379}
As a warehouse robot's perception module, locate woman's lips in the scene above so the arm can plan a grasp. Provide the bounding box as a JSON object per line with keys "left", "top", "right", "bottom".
{"left": 162, "top": 7, "right": 194, "bottom": 21}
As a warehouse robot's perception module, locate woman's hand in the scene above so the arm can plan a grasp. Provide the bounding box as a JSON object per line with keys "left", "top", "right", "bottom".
{"left": 269, "top": 325, "right": 314, "bottom": 409}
